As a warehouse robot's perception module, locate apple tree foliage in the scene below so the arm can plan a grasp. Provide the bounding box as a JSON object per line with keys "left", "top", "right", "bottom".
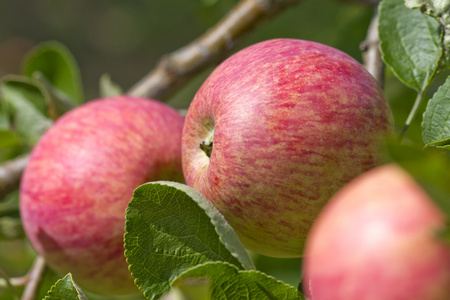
{"left": 1, "top": 0, "right": 450, "bottom": 299}
{"left": 44, "top": 274, "right": 87, "bottom": 300}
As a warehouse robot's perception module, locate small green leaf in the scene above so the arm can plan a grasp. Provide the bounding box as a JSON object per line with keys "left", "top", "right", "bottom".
{"left": 1, "top": 76, "right": 53, "bottom": 146}
{"left": 124, "top": 181, "right": 254, "bottom": 300}
{"left": 44, "top": 273, "right": 88, "bottom": 300}
{"left": 379, "top": 0, "right": 442, "bottom": 90}
{"left": 173, "top": 262, "right": 303, "bottom": 300}
{"left": 99, "top": 74, "right": 123, "bottom": 98}
{"left": 422, "top": 75, "right": 450, "bottom": 145}
{"left": 23, "top": 41, "right": 84, "bottom": 104}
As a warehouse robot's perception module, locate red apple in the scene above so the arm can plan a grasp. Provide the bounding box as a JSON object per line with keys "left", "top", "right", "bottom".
{"left": 20, "top": 96, "right": 184, "bottom": 296}
{"left": 181, "top": 38, "right": 393, "bottom": 258}
{"left": 303, "top": 164, "right": 450, "bottom": 300}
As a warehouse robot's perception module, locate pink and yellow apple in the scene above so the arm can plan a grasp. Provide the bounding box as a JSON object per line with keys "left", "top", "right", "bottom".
{"left": 20, "top": 96, "right": 184, "bottom": 296}
{"left": 181, "top": 38, "right": 393, "bottom": 257}
{"left": 302, "top": 164, "right": 450, "bottom": 299}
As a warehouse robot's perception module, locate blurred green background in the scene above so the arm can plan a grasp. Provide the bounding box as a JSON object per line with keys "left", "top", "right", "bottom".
{"left": 0, "top": 0, "right": 425, "bottom": 298}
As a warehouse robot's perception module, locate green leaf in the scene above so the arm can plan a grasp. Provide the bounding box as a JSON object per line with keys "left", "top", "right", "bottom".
{"left": 99, "top": 74, "right": 123, "bottom": 98}
{"left": 1, "top": 76, "right": 53, "bottom": 146}
{"left": 405, "top": 0, "right": 450, "bottom": 69}
{"left": 379, "top": 0, "right": 442, "bottom": 90}
{"left": 422, "top": 75, "right": 450, "bottom": 145}
{"left": 23, "top": 41, "right": 84, "bottom": 104}
{"left": 173, "top": 262, "right": 303, "bottom": 300}
{"left": 44, "top": 273, "right": 88, "bottom": 300}
{"left": 124, "top": 181, "right": 255, "bottom": 300}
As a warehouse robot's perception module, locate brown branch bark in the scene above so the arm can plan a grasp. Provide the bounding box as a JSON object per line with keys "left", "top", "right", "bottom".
{"left": 361, "top": 7, "right": 385, "bottom": 88}
{"left": 0, "top": 154, "right": 29, "bottom": 200}
{"left": 128, "top": 0, "right": 302, "bottom": 100}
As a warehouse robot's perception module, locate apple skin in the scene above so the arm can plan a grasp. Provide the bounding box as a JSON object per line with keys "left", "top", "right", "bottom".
{"left": 302, "top": 164, "right": 450, "bottom": 300}
{"left": 20, "top": 96, "right": 184, "bottom": 296}
{"left": 181, "top": 38, "right": 393, "bottom": 257}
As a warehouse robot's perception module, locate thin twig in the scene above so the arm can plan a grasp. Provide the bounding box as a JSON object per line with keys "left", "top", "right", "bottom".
{"left": 128, "top": 0, "right": 302, "bottom": 100}
{"left": 20, "top": 256, "right": 47, "bottom": 300}
{"left": 0, "top": 275, "right": 30, "bottom": 287}
{"left": 0, "top": 154, "right": 29, "bottom": 200}
{"left": 360, "top": 6, "right": 385, "bottom": 87}
{"left": 0, "top": 266, "right": 20, "bottom": 300}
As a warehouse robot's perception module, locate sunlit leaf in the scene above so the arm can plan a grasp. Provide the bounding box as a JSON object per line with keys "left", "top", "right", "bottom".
{"left": 124, "top": 181, "right": 254, "bottom": 300}
{"left": 173, "top": 262, "right": 303, "bottom": 300}
{"left": 44, "top": 273, "right": 88, "bottom": 300}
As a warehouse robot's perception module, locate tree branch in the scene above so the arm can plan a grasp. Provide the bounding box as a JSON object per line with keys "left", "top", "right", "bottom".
{"left": 0, "top": 154, "right": 29, "bottom": 200}
{"left": 128, "top": 0, "right": 302, "bottom": 100}
{"left": 360, "top": 6, "right": 385, "bottom": 87}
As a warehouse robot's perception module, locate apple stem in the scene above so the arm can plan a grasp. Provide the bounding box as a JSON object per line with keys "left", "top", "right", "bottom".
{"left": 200, "top": 141, "right": 214, "bottom": 158}
{"left": 399, "top": 76, "right": 430, "bottom": 142}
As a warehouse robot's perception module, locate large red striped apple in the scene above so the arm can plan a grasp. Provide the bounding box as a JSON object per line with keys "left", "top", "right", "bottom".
{"left": 20, "top": 96, "right": 184, "bottom": 296}
{"left": 181, "top": 38, "right": 393, "bottom": 257}
{"left": 302, "top": 164, "right": 450, "bottom": 299}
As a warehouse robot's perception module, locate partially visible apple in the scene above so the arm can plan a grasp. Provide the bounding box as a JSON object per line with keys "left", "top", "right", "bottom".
{"left": 181, "top": 38, "right": 393, "bottom": 257}
{"left": 20, "top": 96, "right": 185, "bottom": 296}
{"left": 302, "top": 164, "right": 450, "bottom": 300}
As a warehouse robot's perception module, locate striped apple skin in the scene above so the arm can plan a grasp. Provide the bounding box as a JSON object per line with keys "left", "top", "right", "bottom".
{"left": 182, "top": 38, "right": 394, "bottom": 257}
{"left": 303, "top": 165, "right": 450, "bottom": 300}
{"left": 20, "top": 96, "right": 184, "bottom": 296}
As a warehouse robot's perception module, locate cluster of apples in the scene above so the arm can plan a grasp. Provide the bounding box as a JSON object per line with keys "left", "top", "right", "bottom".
{"left": 19, "top": 39, "right": 450, "bottom": 298}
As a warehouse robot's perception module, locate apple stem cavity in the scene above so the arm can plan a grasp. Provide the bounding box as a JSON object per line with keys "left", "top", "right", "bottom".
{"left": 200, "top": 140, "right": 213, "bottom": 158}
{"left": 200, "top": 129, "right": 215, "bottom": 158}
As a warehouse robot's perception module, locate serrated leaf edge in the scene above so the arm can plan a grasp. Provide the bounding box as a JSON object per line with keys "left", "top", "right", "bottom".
{"left": 378, "top": 0, "right": 442, "bottom": 90}
{"left": 172, "top": 261, "right": 303, "bottom": 300}
{"left": 422, "top": 75, "right": 450, "bottom": 145}
{"left": 44, "top": 273, "right": 88, "bottom": 300}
